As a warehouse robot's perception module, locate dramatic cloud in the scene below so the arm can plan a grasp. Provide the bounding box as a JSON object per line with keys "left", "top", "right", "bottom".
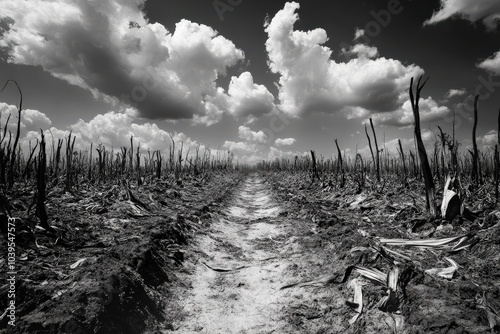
{"left": 275, "top": 138, "right": 296, "bottom": 146}
{"left": 227, "top": 72, "right": 275, "bottom": 119}
{"left": 446, "top": 88, "right": 467, "bottom": 99}
{"left": 0, "top": 102, "right": 52, "bottom": 131}
{"left": 0, "top": 0, "right": 245, "bottom": 123}
{"left": 264, "top": 2, "right": 425, "bottom": 120}
{"left": 424, "top": 0, "right": 500, "bottom": 30}
{"left": 238, "top": 125, "right": 268, "bottom": 144}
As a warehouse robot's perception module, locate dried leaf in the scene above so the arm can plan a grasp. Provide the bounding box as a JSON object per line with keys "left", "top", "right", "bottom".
{"left": 336, "top": 265, "right": 387, "bottom": 286}
{"left": 70, "top": 258, "right": 87, "bottom": 269}
{"left": 425, "top": 256, "right": 458, "bottom": 279}
{"left": 379, "top": 234, "right": 474, "bottom": 251}
{"left": 380, "top": 245, "right": 412, "bottom": 262}
{"left": 353, "top": 266, "right": 387, "bottom": 286}
{"left": 441, "top": 175, "right": 464, "bottom": 221}
{"left": 377, "top": 267, "right": 401, "bottom": 313}
{"left": 386, "top": 267, "right": 399, "bottom": 290}
{"left": 280, "top": 274, "right": 340, "bottom": 290}
{"left": 348, "top": 278, "right": 363, "bottom": 324}
{"left": 35, "top": 239, "right": 48, "bottom": 249}
{"left": 450, "top": 235, "right": 477, "bottom": 251}
{"left": 203, "top": 262, "right": 248, "bottom": 272}
{"left": 441, "top": 190, "right": 461, "bottom": 221}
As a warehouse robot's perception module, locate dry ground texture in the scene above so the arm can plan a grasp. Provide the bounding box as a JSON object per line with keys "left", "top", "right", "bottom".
{"left": 1, "top": 170, "right": 500, "bottom": 333}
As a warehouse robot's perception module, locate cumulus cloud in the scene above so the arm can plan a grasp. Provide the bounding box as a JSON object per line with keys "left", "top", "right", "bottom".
{"left": 237, "top": 125, "right": 268, "bottom": 144}
{"left": 227, "top": 72, "right": 275, "bottom": 119}
{"left": 0, "top": 0, "right": 245, "bottom": 124}
{"left": 22, "top": 109, "right": 53, "bottom": 130}
{"left": 69, "top": 109, "right": 207, "bottom": 154}
{"left": 275, "top": 138, "right": 296, "bottom": 146}
{"left": 264, "top": 2, "right": 425, "bottom": 120}
{"left": 424, "top": 0, "right": 500, "bottom": 30}
{"left": 370, "top": 97, "right": 450, "bottom": 128}
{"left": 71, "top": 111, "right": 155, "bottom": 149}
{"left": 445, "top": 88, "right": 467, "bottom": 99}
{"left": 222, "top": 140, "right": 257, "bottom": 153}
{"left": 478, "top": 51, "right": 500, "bottom": 75}
{"left": 0, "top": 102, "right": 52, "bottom": 132}
{"left": 349, "top": 44, "right": 379, "bottom": 59}
{"left": 480, "top": 129, "right": 498, "bottom": 148}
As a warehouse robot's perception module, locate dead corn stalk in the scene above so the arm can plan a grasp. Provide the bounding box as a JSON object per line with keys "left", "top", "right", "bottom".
{"left": 36, "top": 130, "right": 51, "bottom": 231}
{"left": 369, "top": 118, "right": 380, "bottom": 182}
{"left": 409, "top": 76, "right": 436, "bottom": 216}
{"left": 471, "top": 95, "right": 480, "bottom": 186}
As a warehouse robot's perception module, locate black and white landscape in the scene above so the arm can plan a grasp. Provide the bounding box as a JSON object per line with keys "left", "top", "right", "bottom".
{"left": 1, "top": 0, "right": 500, "bottom": 333}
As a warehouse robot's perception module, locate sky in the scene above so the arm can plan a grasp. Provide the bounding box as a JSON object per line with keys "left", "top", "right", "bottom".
{"left": 1, "top": 0, "right": 500, "bottom": 164}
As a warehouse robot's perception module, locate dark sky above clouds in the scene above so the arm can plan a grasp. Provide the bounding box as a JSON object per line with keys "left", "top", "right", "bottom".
{"left": 1, "top": 0, "right": 500, "bottom": 163}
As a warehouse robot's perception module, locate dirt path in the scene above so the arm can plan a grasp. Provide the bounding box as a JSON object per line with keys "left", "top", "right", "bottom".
{"left": 166, "top": 174, "right": 301, "bottom": 333}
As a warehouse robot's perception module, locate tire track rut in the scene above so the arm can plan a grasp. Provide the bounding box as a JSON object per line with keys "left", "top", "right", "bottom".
{"left": 168, "top": 174, "right": 297, "bottom": 333}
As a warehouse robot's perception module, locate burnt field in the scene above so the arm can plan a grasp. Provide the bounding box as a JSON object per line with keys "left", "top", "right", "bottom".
{"left": 2, "top": 0, "right": 500, "bottom": 332}
{"left": 1, "top": 162, "right": 499, "bottom": 333}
